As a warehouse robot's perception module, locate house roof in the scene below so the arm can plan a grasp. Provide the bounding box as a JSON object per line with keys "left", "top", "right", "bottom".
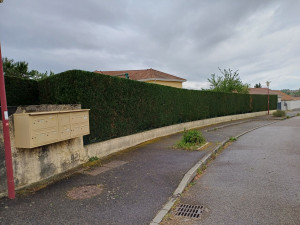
{"left": 95, "top": 68, "right": 187, "bottom": 82}
{"left": 249, "top": 88, "right": 295, "bottom": 101}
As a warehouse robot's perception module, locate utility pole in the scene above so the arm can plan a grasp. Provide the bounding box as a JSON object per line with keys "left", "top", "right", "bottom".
{"left": 266, "top": 81, "right": 271, "bottom": 115}
{"left": 0, "top": 43, "right": 16, "bottom": 199}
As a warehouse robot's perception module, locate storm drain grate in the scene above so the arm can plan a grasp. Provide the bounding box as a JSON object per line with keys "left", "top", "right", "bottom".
{"left": 175, "top": 204, "right": 204, "bottom": 218}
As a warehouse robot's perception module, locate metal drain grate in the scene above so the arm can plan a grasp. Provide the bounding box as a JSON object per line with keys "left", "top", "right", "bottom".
{"left": 175, "top": 204, "right": 204, "bottom": 218}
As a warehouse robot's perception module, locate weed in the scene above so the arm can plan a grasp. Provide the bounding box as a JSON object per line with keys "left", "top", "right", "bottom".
{"left": 197, "top": 167, "right": 203, "bottom": 175}
{"left": 190, "top": 181, "right": 196, "bottom": 186}
{"left": 229, "top": 136, "right": 237, "bottom": 142}
{"left": 89, "top": 156, "right": 99, "bottom": 162}
{"left": 211, "top": 153, "right": 216, "bottom": 160}
{"left": 286, "top": 115, "right": 291, "bottom": 119}
{"left": 272, "top": 110, "right": 286, "bottom": 117}
{"left": 297, "top": 113, "right": 300, "bottom": 116}
{"left": 175, "top": 129, "right": 206, "bottom": 150}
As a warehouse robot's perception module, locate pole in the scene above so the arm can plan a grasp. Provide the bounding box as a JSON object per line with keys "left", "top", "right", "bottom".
{"left": 266, "top": 81, "right": 271, "bottom": 115}
{"left": 268, "top": 87, "right": 270, "bottom": 115}
{"left": 0, "top": 43, "right": 15, "bottom": 199}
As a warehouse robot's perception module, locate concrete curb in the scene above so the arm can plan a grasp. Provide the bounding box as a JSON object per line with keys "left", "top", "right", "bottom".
{"left": 149, "top": 120, "right": 279, "bottom": 225}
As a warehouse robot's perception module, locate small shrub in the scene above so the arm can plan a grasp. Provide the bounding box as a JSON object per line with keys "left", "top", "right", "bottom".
{"left": 296, "top": 113, "right": 300, "bottom": 116}
{"left": 229, "top": 136, "right": 237, "bottom": 142}
{"left": 272, "top": 110, "right": 286, "bottom": 117}
{"left": 89, "top": 156, "right": 99, "bottom": 162}
{"left": 176, "top": 129, "right": 206, "bottom": 150}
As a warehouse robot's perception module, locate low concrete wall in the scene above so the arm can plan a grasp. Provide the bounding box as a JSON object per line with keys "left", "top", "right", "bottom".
{"left": 85, "top": 110, "right": 276, "bottom": 158}
{"left": 0, "top": 107, "right": 275, "bottom": 196}
{"left": 0, "top": 105, "right": 88, "bottom": 195}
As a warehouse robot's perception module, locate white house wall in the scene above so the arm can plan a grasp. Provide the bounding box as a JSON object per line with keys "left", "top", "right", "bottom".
{"left": 282, "top": 100, "right": 300, "bottom": 110}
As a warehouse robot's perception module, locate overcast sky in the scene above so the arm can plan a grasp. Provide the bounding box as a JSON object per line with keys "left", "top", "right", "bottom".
{"left": 1, "top": 0, "right": 299, "bottom": 90}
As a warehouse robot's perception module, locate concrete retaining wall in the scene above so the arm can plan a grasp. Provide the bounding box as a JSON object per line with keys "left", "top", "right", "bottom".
{"left": 0, "top": 105, "right": 88, "bottom": 195}
{"left": 85, "top": 110, "right": 276, "bottom": 159}
{"left": 0, "top": 107, "right": 275, "bottom": 196}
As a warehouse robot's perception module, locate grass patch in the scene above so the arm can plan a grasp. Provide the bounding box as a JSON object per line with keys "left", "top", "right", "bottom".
{"left": 175, "top": 129, "right": 206, "bottom": 150}
{"left": 83, "top": 156, "right": 101, "bottom": 168}
{"left": 272, "top": 110, "right": 286, "bottom": 117}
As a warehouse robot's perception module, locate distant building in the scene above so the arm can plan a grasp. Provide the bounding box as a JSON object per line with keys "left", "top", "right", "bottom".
{"left": 95, "top": 68, "right": 186, "bottom": 88}
{"left": 249, "top": 88, "right": 300, "bottom": 110}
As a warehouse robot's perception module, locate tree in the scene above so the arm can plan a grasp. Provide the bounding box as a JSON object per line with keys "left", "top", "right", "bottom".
{"left": 2, "top": 57, "right": 54, "bottom": 80}
{"left": 281, "top": 88, "right": 300, "bottom": 97}
{"left": 254, "top": 83, "right": 262, "bottom": 88}
{"left": 208, "top": 68, "right": 249, "bottom": 94}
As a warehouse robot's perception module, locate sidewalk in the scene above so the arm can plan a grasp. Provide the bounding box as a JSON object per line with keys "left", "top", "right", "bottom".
{"left": 0, "top": 115, "right": 279, "bottom": 225}
{"left": 162, "top": 116, "right": 300, "bottom": 225}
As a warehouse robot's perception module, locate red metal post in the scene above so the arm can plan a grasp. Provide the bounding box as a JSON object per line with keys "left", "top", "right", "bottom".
{"left": 267, "top": 86, "right": 270, "bottom": 115}
{"left": 0, "top": 43, "right": 15, "bottom": 199}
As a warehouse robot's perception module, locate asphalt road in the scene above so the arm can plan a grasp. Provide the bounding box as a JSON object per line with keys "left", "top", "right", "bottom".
{"left": 165, "top": 116, "right": 300, "bottom": 225}
{"left": 0, "top": 116, "right": 281, "bottom": 225}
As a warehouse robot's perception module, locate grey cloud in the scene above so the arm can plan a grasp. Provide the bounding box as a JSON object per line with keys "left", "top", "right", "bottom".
{"left": 0, "top": 0, "right": 299, "bottom": 89}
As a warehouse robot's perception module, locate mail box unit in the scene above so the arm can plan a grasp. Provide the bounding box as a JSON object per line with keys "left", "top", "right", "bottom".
{"left": 14, "top": 109, "right": 90, "bottom": 148}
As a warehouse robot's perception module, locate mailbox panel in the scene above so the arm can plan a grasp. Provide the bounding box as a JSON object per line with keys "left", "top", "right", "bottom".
{"left": 70, "top": 111, "right": 89, "bottom": 124}
{"left": 71, "top": 122, "right": 89, "bottom": 138}
{"left": 59, "top": 125, "right": 71, "bottom": 140}
{"left": 32, "top": 128, "right": 58, "bottom": 146}
{"left": 31, "top": 114, "right": 58, "bottom": 130}
{"left": 58, "top": 113, "right": 70, "bottom": 125}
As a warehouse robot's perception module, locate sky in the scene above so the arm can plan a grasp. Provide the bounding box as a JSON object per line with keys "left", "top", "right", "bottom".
{"left": 0, "top": 0, "right": 299, "bottom": 90}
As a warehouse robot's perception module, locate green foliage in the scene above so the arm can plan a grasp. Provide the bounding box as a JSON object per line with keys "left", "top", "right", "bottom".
{"left": 88, "top": 156, "right": 99, "bottom": 162}
{"left": 208, "top": 68, "right": 249, "bottom": 94}
{"left": 229, "top": 136, "right": 237, "bottom": 142}
{"left": 254, "top": 83, "right": 262, "bottom": 88}
{"left": 38, "top": 70, "right": 277, "bottom": 145}
{"left": 4, "top": 76, "right": 39, "bottom": 106}
{"left": 272, "top": 110, "right": 286, "bottom": 117}
{"left": 176, "top": 129, "right": 206, "bottom": 150}
{"left": 281, "top": 88, "right": 300, "bottom": 97}
{"left": 2, "top": 57, "right": 54, "bottom": 80}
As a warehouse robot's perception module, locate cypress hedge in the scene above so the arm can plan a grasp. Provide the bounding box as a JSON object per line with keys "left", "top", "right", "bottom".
{"left": 4, "top": 76, "right": 39, "bottom": 106}
{"left": 38, "top": 70, "right": 277, "bottom": 145}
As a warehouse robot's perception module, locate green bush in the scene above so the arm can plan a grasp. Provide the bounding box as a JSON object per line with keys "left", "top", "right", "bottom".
{"left": 5, "top": 76, "right": 39, "bottom": 106}
{"left": 175, "top": 130, "right": 206, "bottom": 150}
{"left": 272, "top": 110, "right": 286, "bottom": 117}
{"left": 182, "top": 129, "right": 205, "bottom": 145}
{"left": 37, "top": 70, "right": 277, "bottom": 145}
{"left": 176, "top": 129, "right": 206, "bottom": 150}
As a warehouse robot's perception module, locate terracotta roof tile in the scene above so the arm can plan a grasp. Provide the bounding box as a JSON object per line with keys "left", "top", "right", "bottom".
{"left": 95, "top": 68, "right": 186, "bottom": 82}
{"left": 249, "top": 88, "right": 294, "bottom": 101}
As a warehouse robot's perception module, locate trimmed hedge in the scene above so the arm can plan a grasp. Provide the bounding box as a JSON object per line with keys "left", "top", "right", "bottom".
{"left": 38, "top": 70, "right": 277, "bottom": 145}
{"left": 4, "top": 76, "right": 39, "bottom": 106}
